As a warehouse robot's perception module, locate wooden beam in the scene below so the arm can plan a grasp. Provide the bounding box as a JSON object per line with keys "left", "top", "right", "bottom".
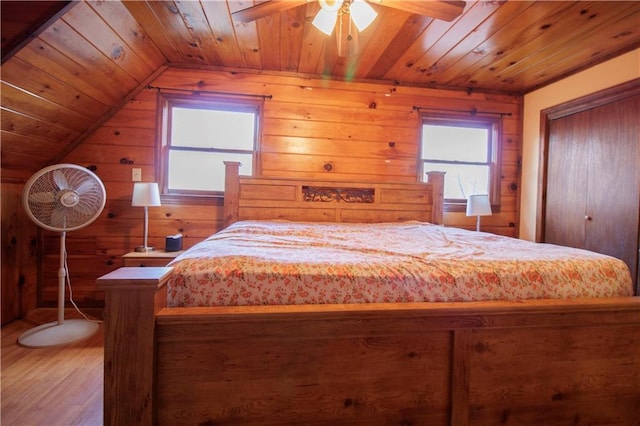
{"left": 371, "top": 0, "right": 465, "bottom": 22}
{"left": 231, "top": 0, "right": 309, "bottom": 23}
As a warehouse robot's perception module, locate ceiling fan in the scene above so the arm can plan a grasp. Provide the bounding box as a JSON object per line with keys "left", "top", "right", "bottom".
{"left": 232, "top": 0, "right": 466, "bottom": 57}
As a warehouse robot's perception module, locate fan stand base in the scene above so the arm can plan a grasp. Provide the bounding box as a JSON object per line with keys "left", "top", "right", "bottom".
{"left": 18, "top": 319, "right": 99, "bottom": 348}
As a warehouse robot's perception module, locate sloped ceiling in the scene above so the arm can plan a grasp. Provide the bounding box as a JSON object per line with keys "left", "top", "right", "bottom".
{"left": 2, "top": 0, "right": 640, "bottom": 179}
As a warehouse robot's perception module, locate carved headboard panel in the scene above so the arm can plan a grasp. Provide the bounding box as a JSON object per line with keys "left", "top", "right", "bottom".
{"left": 223, "top": 162, "right": 444, "bottom": 227}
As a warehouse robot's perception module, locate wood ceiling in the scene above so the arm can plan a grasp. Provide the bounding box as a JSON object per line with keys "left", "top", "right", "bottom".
{"left": 2, "top": 0, "right": 640, "bottom": 177}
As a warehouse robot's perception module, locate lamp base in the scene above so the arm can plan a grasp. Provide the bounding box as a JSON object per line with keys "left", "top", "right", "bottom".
{"left": 135, "top": 246, "right": 155, "bottom": 252}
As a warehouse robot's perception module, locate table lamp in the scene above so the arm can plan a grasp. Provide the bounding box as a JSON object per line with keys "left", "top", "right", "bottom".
{"left": 132, "top": 182, "right": 161, "bottom": 252}
{"left": 466, "top": 194, "right": 492, "bottom": 232}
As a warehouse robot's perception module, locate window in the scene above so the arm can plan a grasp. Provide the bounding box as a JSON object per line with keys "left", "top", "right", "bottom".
{"left": 420, "top": 115, "right": 501, "bottom": 209}
{"left": 159, "top": 94, "right": 260, "bottom": 196}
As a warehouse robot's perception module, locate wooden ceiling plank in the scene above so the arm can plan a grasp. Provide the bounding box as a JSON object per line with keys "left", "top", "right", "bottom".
{"left": 297, "top": 1, "right": 327, "bottom": 74}
{"left": 452, "top": 1, "right": 640, "bottom": 93}
{"left": 86, "top": 1, "right": 166, "bottom": 71}
{"left": 280, "top": 6, "right": 307, "bottom": 73}
{"left": 200, "top": 0, "right": 247, "bottom": 68}
{"left": 328, "top": 7, "right": 399, "bottom": 79}
{"left": 1, "top": 57, "right": 110, "bottom": 118}
{"left": 38, "top": 19, "right": 139, "bottom": 92}
{"left": 231, "top": 0, "right": 309, "bottom": 23}
{"left": 512, "top": 8, "right": 640, "bottom": 93}
{"left": 61, "top": 2, "right": 155, "bottom": 82}
{"left": 0, "top": 130, "right": 67, "bottom": 157}
{"left": 173, "top": 1, "right": 228, "bottom": 65}
{"left": 120, "top": 1, "right": 183, "bottom": 63}
{"left": 380, "top": 1, "right": 475, "bottom": 84}
{"left": 1, "top": 150, "right": 52, "bottom": 174}
{"left": 365, "top": 11, "right": 434, "bottom": 80}
{"left": 443, "top": 1, "right": 610, "bottom": 91}
{"left": 1, "top": 108, "right": 78, "bottom": 143}
{"left": 385, "top": 1, "right": 514, "bottom": 87}
{"left": 226, "top": 1, "right": 263, "bottom": 70}
{"left": 13, "top": 40, "right": 121, "bottom": 105}
{"left": 257, "top": 11, "right": 282, "bottom": 70}
{"left": 1, "top": 82, "right": 95, "bottom": 133}
{"left": 397, "top": 0, "right": 512, "bottom": 86}
{"left": 144, "top": 0, "right": 221, "bottom": 66}
{"left": 504, "top": 4, "right": 640, "bottom": 90}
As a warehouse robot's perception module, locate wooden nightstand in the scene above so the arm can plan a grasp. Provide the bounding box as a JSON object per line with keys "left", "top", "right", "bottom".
{"left": 122, "top": 250, "right": 184, "bottom": 267}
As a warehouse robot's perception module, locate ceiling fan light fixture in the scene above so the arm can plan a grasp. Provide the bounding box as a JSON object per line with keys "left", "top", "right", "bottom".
{"left": 312, "top": 8, "right": 338, "bottom": 35}
{"left": 312, "top": 0, "right": 376, "bottom": 56}
{"left": 349, "top": 0, "right": 377, "bottom": 31}
{"left": 318, "top": 0, "right": 344, "bottom": 12}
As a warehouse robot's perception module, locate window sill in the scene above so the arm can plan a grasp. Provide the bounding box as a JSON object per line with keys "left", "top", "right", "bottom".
{"left": 160, "top": 193, "right": 224, "bottom": 206}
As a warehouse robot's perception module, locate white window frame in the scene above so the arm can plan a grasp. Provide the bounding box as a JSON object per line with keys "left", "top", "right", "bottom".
{"left": 158, "top": 93, "right": 261, "bottom": 199}
{"left": 419, "top": 114, "right": 501, "bottom": 211}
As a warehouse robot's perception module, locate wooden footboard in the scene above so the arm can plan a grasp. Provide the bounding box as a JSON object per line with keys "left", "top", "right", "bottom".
{"left": 99, "top": 269, "right": 640, "bottom": 425}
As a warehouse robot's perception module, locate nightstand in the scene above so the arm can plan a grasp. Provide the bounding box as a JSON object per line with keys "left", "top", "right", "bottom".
{"left": 122, "top": 250, "right": 184, "bottom": 267}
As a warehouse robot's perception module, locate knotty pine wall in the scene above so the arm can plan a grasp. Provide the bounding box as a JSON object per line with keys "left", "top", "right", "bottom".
{"left": 42, "top": 67, "right": 521, "bottom": 308}
{"left": 1, "top": 181, "right": 39, "bottom": 323}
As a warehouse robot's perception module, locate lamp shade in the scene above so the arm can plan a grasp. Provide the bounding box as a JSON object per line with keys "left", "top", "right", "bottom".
{"left": 132, "top": 182, "right": 161, "bottom": 207}
{"left": 466, "top": 194, "right": 492, "bottom": 217}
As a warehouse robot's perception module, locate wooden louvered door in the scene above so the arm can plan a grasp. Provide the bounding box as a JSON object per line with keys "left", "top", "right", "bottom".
{"left": 543, "top": 83, "right": 640, "bottom": 294}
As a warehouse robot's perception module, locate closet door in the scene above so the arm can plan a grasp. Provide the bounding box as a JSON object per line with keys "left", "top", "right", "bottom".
{"left": 544, "top": 90, "right": 639, "bottom": 292}
{"left": 544, "top": 114, "right": 590, "bottom": 249}
{"left": 584, "top": 95, "right": 639, "bottom": 281}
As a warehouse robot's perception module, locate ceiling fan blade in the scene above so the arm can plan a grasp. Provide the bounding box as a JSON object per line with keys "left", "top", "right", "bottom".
{"left": 232, "top": 0, "right": 310, "bottom": 23}
{"left": 370, "top": 0, "right": 465, "bottom": 22}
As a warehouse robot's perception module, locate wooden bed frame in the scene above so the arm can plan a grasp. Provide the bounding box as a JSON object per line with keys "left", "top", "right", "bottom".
{"left": 98, "top": 163, "right": 640, "bottom": 425}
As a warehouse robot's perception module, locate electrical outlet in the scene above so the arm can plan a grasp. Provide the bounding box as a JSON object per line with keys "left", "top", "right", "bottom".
{"left": 132, "top": 168, "right": 142, "bottom": 182}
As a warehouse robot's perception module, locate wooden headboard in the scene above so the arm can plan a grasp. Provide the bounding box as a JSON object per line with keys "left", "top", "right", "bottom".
{"left": 223, "top": 162, "right": 444, "bottom": 228}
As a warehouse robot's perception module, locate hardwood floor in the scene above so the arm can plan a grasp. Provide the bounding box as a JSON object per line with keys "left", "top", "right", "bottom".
{"left": 1, "top": 309, "right": 103, "bottom": 426}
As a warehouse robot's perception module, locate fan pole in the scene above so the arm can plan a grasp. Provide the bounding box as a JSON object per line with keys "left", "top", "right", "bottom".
{"left": 17, "top": 230, "right": 99, "bottom": 348}
{"left": 58, "top": 231, "right": 67, "bottom": 325}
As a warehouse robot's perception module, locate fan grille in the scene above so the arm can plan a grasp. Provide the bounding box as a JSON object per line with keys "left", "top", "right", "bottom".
{"left": 24, "top": 165, "right": 106, "bottom": 232}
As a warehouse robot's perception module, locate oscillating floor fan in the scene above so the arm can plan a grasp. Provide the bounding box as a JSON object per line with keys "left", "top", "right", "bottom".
{"left": 19, "top": 164, "right": 107, "bottom": 348}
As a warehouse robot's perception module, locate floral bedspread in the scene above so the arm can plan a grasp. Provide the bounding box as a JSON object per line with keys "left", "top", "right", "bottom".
{"left": 166, "top": 220, "right": 633, "bottom": 307}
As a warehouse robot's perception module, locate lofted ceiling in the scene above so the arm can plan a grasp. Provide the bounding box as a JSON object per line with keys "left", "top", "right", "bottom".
{"left": 1, "top": 0, "right": 640, "bottom": 178}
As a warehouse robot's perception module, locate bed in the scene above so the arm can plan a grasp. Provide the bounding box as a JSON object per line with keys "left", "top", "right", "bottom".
{"left": 98, "top": 162, "right": 640, "bottom": 425}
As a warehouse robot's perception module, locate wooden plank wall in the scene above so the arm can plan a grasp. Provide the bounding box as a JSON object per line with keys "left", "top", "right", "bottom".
{"left": 1, "top": 181, "right": 39, "bottom": 324}
{"left": 39, "top": 67, "right": 521, "bottom": 307}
